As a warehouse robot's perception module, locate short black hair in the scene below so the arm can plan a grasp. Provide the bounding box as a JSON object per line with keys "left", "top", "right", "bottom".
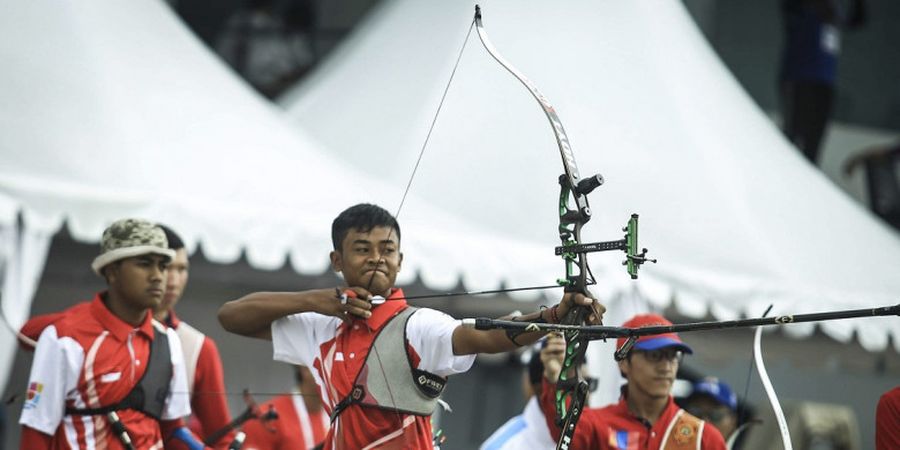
{"left": 157, "top": 224, "right": 185, "bottom": 250}
{"left": 331, "top": 204, "right": 400, "bottom": 251}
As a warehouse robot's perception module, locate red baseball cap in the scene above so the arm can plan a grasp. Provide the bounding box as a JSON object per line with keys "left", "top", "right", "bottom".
{"left": 617, "top": 313, "right": 693, "bottom": 354}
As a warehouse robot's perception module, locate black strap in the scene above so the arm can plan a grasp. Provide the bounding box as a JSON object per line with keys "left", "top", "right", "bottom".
{"left": 66, "top": 326, "right": 172, "bottom": 421}
{"left": 330, "top": 385, "right": 365, "bottom": 423}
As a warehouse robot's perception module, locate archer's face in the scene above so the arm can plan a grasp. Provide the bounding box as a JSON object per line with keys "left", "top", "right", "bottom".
{"left": 619, "top": 348, "right": 680, "bottom": 400}
{"left": 107, "top": 254, "right": 169, "bottom": 311}
{"left": 158, "top": 248, "right": 189, "bottom": 314}
{"left": 330, "top": 226, "right": 402, "bottom": 298}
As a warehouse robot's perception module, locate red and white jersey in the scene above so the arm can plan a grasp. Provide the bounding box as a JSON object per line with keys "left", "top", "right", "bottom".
{"left": 539, "top": 381, "right": 727, "bottom": 450}
{"left": 271, "top": 288, "right": 475, "bottom": 450}
{"left": 166, "top": 311, "right": 236, "bottom": 446}
{"left": 23, "top": 306, "right": 235, "bottom": 447}
{"left": 19, "top": 293, "right": 191, "bottom": 450}
{"left": 241, "top": 393, "right": 329, "bottom": 450}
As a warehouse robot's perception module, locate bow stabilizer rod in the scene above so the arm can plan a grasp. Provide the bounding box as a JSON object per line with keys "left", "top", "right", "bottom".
{"left": 463, "top": 302, "right": 900, "bottom": 352}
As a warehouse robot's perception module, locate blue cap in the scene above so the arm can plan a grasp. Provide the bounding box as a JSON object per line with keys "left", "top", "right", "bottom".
{"left": 619, "top": 314, "right": 693, "bottom": 354}
{"left": 633, "top": 336, "right": 693, "bottom": 354}
{"left": 692, "top": 377, "right": 737, "bottom": 411}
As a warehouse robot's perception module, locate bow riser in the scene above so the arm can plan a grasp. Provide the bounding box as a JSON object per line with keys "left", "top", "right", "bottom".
{"left": 472, "top": 6, "right": 652, "bottom": 449}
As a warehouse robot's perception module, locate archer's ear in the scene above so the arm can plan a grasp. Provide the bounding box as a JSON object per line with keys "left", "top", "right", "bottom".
{"left": 398, "top": 252, "right": 403, "bottom": 271}
{"left": 617, "top": 359, "right": 629, "bottom": 377}
{"left": 329, "top": 250, "right": 342, "bottom": 273}
{"left": 103, "top": 264, "right": 118, "bottom": 286}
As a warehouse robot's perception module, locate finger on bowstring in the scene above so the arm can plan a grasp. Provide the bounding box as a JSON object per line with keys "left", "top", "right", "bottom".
{"left": 333, "top": 287, "right": 351, "bottom": 309}
{"left": 344, "top": 287, "right": 373, "bottom": 301}
{"left": 345, "top": 296, "right": 372, "bottom": 311}
{"left": 344, "top": 305, "right": 372, "bottom": 320}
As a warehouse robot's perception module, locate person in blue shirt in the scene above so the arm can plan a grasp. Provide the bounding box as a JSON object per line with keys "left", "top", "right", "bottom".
{"left": 778, "top": 0, "right": 866, "bottom": 164}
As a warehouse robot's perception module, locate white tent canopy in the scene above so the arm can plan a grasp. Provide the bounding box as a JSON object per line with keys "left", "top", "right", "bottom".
{"left": 282, "top": 0, "right": 900, "bottom": 353}
{"left": 0, "top": 0, "right": 558, "bottom": 389}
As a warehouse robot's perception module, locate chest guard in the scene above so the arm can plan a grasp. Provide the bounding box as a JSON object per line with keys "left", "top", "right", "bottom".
{"left": 330, "top": 306, "right": 447, "bottom": 422}
{"left": 66, "top": 325, "right": 173, "bottom": 421}
{"left": 661, "top": 409, "right": 704, "bottom": 450}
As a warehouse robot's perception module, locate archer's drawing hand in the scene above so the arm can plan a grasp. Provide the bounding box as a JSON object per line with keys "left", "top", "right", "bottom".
{"left": 556, "top": 292, "right": 605, "bottom": 325}
{"left": 315, "top": 287, "right": 373, "bottom": 323}
{"left": 541, "top": 333, "right": 566, "bottom": 383}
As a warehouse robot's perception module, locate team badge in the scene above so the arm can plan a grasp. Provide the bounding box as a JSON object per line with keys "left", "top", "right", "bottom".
{"left": 24, "top": 382, "right": 43, "bottom": 410}
{"left": 673, "top": 423, "right": 695, "bottom": 444}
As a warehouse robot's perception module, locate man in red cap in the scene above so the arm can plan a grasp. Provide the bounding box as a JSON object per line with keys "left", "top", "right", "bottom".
{"left": 539, "top": 313, "right": 726, "bottom": 450}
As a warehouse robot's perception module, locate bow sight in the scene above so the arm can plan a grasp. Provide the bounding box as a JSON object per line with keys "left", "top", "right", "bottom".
{"left": 554, "top": 171, "right": 655, "bottom": 283}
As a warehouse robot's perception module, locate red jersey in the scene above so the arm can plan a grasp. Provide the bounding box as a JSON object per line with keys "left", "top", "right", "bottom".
{"left": 271, "top": 288, "right": 475, "bottom": 449}
{"left": 22, "top": 304, "right": 235, "bottom": 447}
{"left": 166, "top": 311, "right": 235, "bottom": 447}
{"left": 876, "top": 386, "right": 900, "bottom": 450}
{"left": 540, "top": 381, "right": 726, "bottom": 450}
{"left": 18, "top": 293, "right": 191, "bottom": 450}
{"left": 241, "top": 394, "right": 329, "bottom": 450}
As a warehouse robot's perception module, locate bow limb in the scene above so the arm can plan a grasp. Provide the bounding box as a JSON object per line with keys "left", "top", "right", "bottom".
{"left": 473, "top": 7, "right": 595, "bottom": 448}
{"left": 473, "top": 6, "right": 586, "bottom": 194}
{"left": 753, "top": 326, "right": 793, "bottom": 450}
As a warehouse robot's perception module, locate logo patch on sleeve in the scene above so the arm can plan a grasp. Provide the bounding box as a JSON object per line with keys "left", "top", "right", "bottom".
{"left": 24, "top": 382, "right": 44, "bottom": 409}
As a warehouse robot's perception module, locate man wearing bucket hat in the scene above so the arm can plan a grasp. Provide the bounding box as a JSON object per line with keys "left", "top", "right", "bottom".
{"left": 18, "top": 218, "right": 198, "bottom": 449}
{"left": 18, "top": 224, "right": 236, "bottom": 446}
{"left": 539, "top": 313, "right": 726, "bottom": 450}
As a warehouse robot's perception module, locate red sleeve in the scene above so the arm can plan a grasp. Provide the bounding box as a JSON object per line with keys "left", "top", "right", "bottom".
{"left": 538, "top": 379, "right": 596, "bottom": 449}
{"left": 19, "top": 425, "right": 52, "bottom": 450}
{"left": 876, "top": 387, "right": 900, "bottom": 450}
{"left": 701, "top": 419, "right": 727, "bottom": 450}
{"left": 192, "top": 336, "right": 236, "bottom": 447}
{"left": 19, "top": 311, "right": 68, "bottom": 351}
{"left": 19, "top": 303, "right": 91, "bottom": 351}
{"left": 540, "top": 379, "right": 564, "bottom": 442}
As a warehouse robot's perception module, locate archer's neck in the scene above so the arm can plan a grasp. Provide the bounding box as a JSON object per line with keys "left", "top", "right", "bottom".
{"left": 153, "top": 309, "right": 170, "bottom": 323}
{"left": 625, "top": 387, "right": 669, "bottom": 425}
{"left": 104, "top": 291, "right": 149, "bottom": 327}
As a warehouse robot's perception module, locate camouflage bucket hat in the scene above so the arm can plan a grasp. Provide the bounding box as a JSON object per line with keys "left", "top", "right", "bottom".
{"left": 91, "top": 218, "right": 176, "bottom": 275}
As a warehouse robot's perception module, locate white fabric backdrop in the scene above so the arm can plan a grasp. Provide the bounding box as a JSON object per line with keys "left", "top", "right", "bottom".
{"left": 280, "top": 0, "right": 900, "bottom": 353}
{"left": 0, "top": 0, "right": 558, "bottom": 390}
